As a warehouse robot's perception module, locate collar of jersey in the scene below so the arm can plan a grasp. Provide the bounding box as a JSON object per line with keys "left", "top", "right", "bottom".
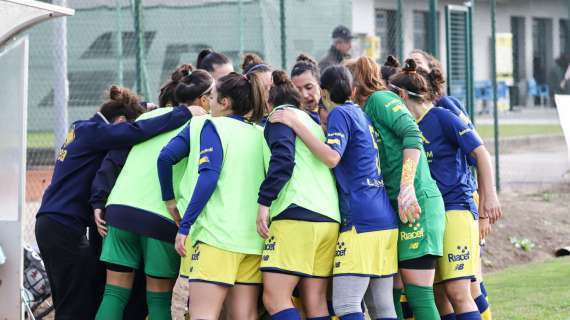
{"left": 416, "top": 106, "right": 434, "bottom": 124}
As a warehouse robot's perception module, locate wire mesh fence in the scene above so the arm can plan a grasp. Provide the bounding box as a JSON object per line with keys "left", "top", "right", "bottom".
{"left": 24, "top": 0, "right": 354, "bottom": 246}
{"left": 26, "top": 0, "right": 565, "bottom": 246}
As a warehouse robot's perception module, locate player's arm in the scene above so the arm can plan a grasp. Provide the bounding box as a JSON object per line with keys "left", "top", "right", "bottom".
{"left": 471, "top": 146, "right": 501, "bottom": 224}
{"left": 175, "top": 122, "right": 222, "bottom": 256}
{"left": 370, "top": 96, "right": 423, "bottom": 223}
{"left": 257, "top": 122, "right": 296, "bottom": 239}
{"left": 269, "top": 108, "right": 342, "bottom": 168}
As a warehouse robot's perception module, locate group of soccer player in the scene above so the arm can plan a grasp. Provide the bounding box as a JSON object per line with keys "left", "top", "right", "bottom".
{"left": 35, "top": 43, "right": 502, "bottom": 320}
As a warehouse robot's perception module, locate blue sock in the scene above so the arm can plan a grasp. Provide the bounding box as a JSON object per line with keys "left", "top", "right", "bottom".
{"left": 272, "top": 308, "right": 301, "bottom": 320}
{"left": 442, "top": 314, "right": 457, "bottom": 320}
{"left": 340, "top": 313, "right": 365, "bottom": 320}
{"left": 456, "top": 311, "right": 481, "bottom": 320}
{"left": 307, "top": 317, "right": 330, "bottom": 320}
{"left": 479, "top": 282, "right": 488, "bottom": 298}
{"left": 474, "top": 294, "right": 489, "bottom": 313}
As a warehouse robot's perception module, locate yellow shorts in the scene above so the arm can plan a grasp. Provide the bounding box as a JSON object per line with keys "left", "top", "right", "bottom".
{"left": 435, "top": 210, "right": 479, "bottom": 283}
{"left": 333, "top": 227, "right": 398, "bottom": 277}
{"left": 187, "top": 242, "right": 262, "bottom": 286}
{"left": 260, "top": 220, "right": 339, "bottom": 277}
{"left": 179, "top": 237, "right": 193, "bottom": 278}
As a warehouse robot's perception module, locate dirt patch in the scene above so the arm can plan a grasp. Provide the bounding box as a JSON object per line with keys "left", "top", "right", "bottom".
{"left": 482, "top": 182, "right": 570, "bottom": 272}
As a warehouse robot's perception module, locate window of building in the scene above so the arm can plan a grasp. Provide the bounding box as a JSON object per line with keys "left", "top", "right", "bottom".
{"left": 560, "top": 19, "right": 569, "bottom": 56}
{"left": 375, "top": 8, "right": 398, "bottom": 62}
{"left": 81, "top": 31, "right": 156, "bottom": 59}
{"left": 413, "top": 11, "right": 429, "bottom": 52}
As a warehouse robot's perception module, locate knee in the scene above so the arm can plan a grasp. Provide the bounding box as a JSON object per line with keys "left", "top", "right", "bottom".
{"left": 333, "top": 298, "right": 361, "bottom": 317}
{"left": 262, "top": 288, "right": 289, "bottom": 315}
{"left": 301, "top": 291, "right": 327, "bottom": 312}
{"left": 445, "top": 284, "right": 473, "bottom": 306}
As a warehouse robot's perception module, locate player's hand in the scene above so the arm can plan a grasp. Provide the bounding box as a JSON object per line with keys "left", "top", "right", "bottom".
{"left": 479, "top": 218, "right": 491, "bottom": 241}
{"left": 256, "top": 205, "right": 270, "bottom": 239}
{"left": 165, "top": 200, "right": 181, "bottom": 226}
{"left": 94, "top": 208, "right": 107, "bottom": 237}
{"left": 398, "top": 184, "right": 421, "bottom": 224}
{"left": 481, "top": 192, "right": 502, "bottom": 224}
{"left": 175, "top": 233, "right": 188, "bottom": 257}
{"left": 146, "top": 102, "right": 159, "bottom": 111}
{"left": 187, "top": 105, "right": 207, "bottom": 117}
{"left": 268, "top": 108, "right": 298, "bottom": 128}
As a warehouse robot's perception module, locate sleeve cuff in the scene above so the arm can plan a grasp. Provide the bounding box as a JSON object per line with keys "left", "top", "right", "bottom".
{"left": 257, "top": 196, "right": 272, "bottom": 207}
{"left": 178, "top": 225, "right": 190, "bottom": 236}
{"left": 91, "top": 201, "right": 106, "bottom": 210}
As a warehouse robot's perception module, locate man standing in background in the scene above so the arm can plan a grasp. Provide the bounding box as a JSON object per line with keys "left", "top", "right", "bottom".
{"left": 319, "top": 25, "right": 353, "bottom": 73}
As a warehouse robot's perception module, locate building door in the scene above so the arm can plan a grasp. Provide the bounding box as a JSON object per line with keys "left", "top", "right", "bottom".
{"left": 511, "top": 16, "right": 526, "bottom": 105}
{"left": 532, "top": 18, "right": 553, "bottom": 86}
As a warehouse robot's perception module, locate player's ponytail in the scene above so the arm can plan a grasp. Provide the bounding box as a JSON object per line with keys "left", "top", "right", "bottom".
{"left": 216, "top": 72, "right": 268, "bottom": 123}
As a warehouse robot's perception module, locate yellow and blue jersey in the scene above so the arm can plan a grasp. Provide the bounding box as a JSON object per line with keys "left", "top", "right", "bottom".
{"left": 436, "top": 96, "right": 479, "bottom": 192}
{"left": 326, "top": 102, "right": 398, "bottom": 232}
{"left": 417, "top": 107, "right": 482, "bottom": 218}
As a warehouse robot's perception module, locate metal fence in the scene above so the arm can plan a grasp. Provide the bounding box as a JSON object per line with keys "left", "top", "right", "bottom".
{"left": 24, "top": 0, "right": 355, "bottom": 245}
{"left": 27, "top": 0, "right": 567, "bottom": 244}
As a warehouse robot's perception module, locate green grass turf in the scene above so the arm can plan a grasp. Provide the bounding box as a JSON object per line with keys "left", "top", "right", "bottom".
{"left": 485, "top": 257, "right": 570, "bottom": 320}
{"left": 26, "top": 124, "right": 563, "bottom": 148}
{"left": 475, "top": 124, "right": 563, "bottom": 140}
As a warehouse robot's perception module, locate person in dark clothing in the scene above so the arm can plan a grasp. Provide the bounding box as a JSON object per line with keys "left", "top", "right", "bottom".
{"left": 318, "top": 25, "right": 353, "bottom": 74}
{"left": 34, "top": 85, "right": 205, "bottom": 320}
{"left": 549, "top": 54, "right": 570, "bottom": 107}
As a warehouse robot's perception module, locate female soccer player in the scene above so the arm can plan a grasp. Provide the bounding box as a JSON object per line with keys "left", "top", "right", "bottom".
{"left": 410, "top": 49, "right": 501, "bottom": 320}
{"left": 242, "top": 53, "right": 273, "bottom": 94}
{"left": 34, "top": 85, "right": 202, "bottom": 319}
{"left": 348, "top": 56, "right": 446, "bottom": 320}
{"left": 197, "top": 49, "right": 234, "bottom": 80}
{"left": 255, "top": 70, "right": 340, "bottom": 320}
{"left": 92, "top": 67, "right": 213, "bottom": 320}
{"left": 161, "top": 71, "right": 267, "bottom": 320}
{"left": 389, "top": 59, "right": 495, "bottom": 320}
{"left": 270, "top": 65, "right": 399, "bottom": 320}
{"left": 290, "top": 54, "right": 328, "bottom": 126}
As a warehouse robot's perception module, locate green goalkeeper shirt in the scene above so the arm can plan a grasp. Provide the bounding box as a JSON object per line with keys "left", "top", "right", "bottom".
{"left": 363, "top": 91, "right": 441, "bottom": 202}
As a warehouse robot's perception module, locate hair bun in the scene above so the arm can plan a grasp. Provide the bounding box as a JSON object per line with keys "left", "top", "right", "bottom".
{"left": 271, "top": 70, "right": 290, "bottom": 86}
{"left": 296, "top": 53, "right": 317, "bottom": 66}
{"left": 109, "top": 85, "right": 123, "bottom": 101}
{"left": 429, "top": 68, "right": 445, "bottom": 84}
{"left": 171, "top": 64, "right": 194, "bottom": 82}
{"left": 242, "top": 53, "right": 264, "bottom": 71}
{"left": 403, "top": 59, "right": 417, "bottom": 73}
{"left": 385, "top": 55, "right": 401, "bottom": 68}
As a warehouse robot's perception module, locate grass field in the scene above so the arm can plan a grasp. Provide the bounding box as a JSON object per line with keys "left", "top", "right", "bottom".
{"left": 476, "top": 123, "right": 563, "bottom": 140}
{"left": 486, "top": 257, "right": 570, "bottom": 320}
{"left": 27, "top": 124, "right": 563, "bottom": 148}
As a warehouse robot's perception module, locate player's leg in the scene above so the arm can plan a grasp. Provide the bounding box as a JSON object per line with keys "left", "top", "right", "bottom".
{"left": 393, "top": 273, "right": 405, "bottom": 319}
{"left": 145, "top": 276, "right": 176, "bottom": 320}
{"left": 332, "top": 275, "right": 370, "bottom": 319}
{"left": 364, "top": 276, "right": 398, "bottom": 320}
{"left": 434, "top": 283, "right": 455, "bottom": 318}
{"left": 96, "top": 226, "right": 141, "bottom": 320}
{"left": 400, "top": 260, "right": 439, "bottom": 320}
{"left": 262, "top": 272, "right": 301, "bottom": 319}
{"left": 299, "top": 277, "right": 330, "bottom": 319}
{"left": 226, "top": 284, "right": 261, "bottom": 320}
{"left": 188, "top": 281, "right": 229, "bottom": 319}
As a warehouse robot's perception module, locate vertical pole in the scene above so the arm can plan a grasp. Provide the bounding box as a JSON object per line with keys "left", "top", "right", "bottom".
{"left": 491, "top": 0, "right": 500, "bottom": 192}
{"left": 567, "top": 0, "right": 570, "bottom": 54}
{"left": 54, "top": 0, "right": 69, "bottom": 155}
{"left": 238, "top": 0, "right": 244, "bottom": 64}
{"left": 445, "top": 5, "right": 451, "bottom": 96}
{"left": 279, "top": 0, "right": 286, "bottom": 69}
{"left": 467, "top": 1, "right": 475, "bottom": 124}
{"left": 429, "top": 0, "right": 438, "bottom": 58}
{"left": 115, "top": 0, "right": 123, "bottom": 86}
{"left": 133, "top": 0, "right": 144, "bottom": 96}
{"left": 397, "top": 0, "right": 404, "bottom": 59}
